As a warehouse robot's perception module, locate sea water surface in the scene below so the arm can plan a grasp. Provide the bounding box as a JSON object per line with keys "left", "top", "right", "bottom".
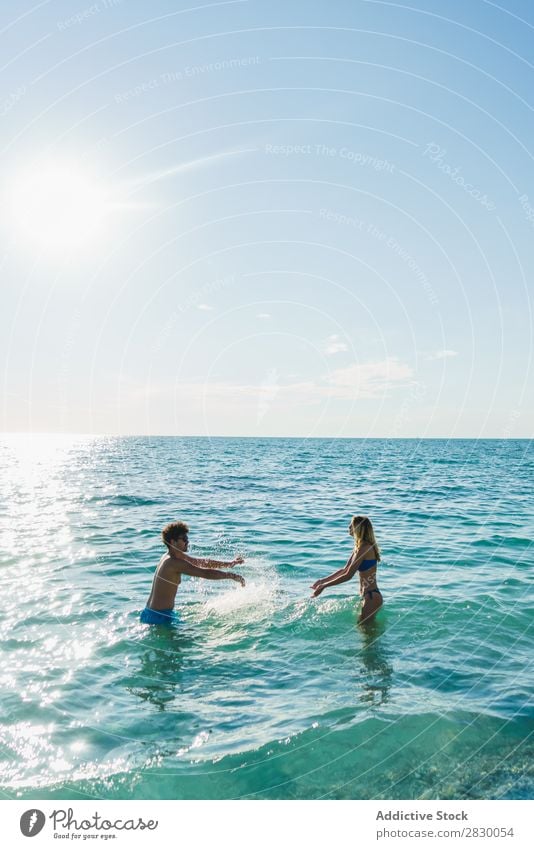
{"left": 0, "top": 435, "right": 532, "bottom": 800}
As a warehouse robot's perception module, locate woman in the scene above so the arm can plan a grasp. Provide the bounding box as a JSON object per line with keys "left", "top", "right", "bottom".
{"left": 310, "top": 515, "right": 383, "bottom": 623}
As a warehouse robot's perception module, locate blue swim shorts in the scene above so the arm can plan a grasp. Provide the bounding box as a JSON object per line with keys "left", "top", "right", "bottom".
{"left": 140, "top": 607, "right": 177, "bottom": 626}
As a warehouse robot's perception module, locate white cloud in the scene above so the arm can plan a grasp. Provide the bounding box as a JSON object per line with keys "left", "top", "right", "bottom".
{"left": 130, "top": 357, "right": 413, "bottom": 406}
{"left": 428, "top": 349, "right": 458, "bottom": 360}
{"left": 257, "top": 368, "right": 280, "bottom": 423}
{"left": 323, "top": 357, "right": 414, "bottom": 398}
{"left": 197, "top": 303, "right": 214, "bottom": 311}
{"left": 324, "top": 334, "right": 349, "bottom": 355}
{"left": 256, "top": 313, "right": 271, "bottom": 319}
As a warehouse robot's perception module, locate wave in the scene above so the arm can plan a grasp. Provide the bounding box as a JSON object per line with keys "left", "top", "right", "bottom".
{"left": 472, "top": 535, "right": 532, "bottom": 549}
{"left": 86, "top": 494, "right": 163, "bottom": 507}
{"left": 5, "top": 710, "right": 532, "bottom": 800}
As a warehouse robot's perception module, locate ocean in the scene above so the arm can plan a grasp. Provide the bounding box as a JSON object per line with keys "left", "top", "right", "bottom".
{"left": 0, "top": 435, "right": 532, "bottom": 800}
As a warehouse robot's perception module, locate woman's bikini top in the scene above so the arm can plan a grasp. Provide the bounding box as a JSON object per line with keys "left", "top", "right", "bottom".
{"left": 357, "top": 558, "right": 377, "bottom": 572}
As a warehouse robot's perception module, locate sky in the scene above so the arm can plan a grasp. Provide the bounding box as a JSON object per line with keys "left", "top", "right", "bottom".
{"left": 1, "top": 0, "right": 533, "bottom": 437}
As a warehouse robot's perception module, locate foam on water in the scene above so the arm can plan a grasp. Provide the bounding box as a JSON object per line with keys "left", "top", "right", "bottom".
{"left": 201, "top": 557, "right": 280, "bottom": 620}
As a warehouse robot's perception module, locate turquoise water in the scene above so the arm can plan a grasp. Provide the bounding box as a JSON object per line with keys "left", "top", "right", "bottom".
{"left": 0, "top": 435, "right": 532, "bottom": 800}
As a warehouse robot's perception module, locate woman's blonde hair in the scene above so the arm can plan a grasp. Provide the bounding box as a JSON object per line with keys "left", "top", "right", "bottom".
{"left": 349, "top": 515, "right": 381, "bottom": 561}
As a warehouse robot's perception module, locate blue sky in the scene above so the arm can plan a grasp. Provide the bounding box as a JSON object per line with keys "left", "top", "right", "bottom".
{"left": 1, "top": 0, "right": 533, "bottom": 436}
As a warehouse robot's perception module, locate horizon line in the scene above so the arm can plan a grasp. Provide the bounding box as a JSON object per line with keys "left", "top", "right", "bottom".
{"left": 1, "top": 432, "right": 532, "bottom": 440}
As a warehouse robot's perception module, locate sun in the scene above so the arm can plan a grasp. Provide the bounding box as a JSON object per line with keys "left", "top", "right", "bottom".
{"left": 10, "top": 161, "right": 110, "bottom": 252}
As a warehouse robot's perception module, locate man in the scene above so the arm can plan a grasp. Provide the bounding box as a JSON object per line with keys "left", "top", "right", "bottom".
{"left": 140, "top": 521, "right": 245, "bottom": 625}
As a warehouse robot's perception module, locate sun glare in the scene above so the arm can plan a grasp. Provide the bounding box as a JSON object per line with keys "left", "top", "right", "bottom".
{"left": 10, "top": 162, "right": 109, "bottom": 252}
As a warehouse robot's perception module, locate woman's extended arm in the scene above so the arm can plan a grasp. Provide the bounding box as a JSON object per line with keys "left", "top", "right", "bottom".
{"left": 310, "top": 554, "right": 354, "bottom": 590}
{"left": 311, "top": 547, "right": 367, "bottom": 597}
{"left": 311, "top": 568, "right": 354, "bottom": 597}
{"left": 318, "top": 570, "right": 355, "bottom": 589}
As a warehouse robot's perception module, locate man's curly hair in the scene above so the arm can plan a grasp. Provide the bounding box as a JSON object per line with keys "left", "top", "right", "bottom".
{"left": 162, "top": 521, "right": 189, "bottom": 548}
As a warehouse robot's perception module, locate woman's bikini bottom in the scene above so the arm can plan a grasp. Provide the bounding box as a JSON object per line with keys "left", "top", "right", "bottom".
{"left": 362, "top": 587, "right": 382, "bottom": 600}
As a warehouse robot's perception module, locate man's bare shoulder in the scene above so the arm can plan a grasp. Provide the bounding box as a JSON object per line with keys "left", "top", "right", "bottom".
{"left": 158, "top": 553, "right": 187, "bottom": 572}
{"left": 157, "top": 554, "right": 179, "bottom": 572}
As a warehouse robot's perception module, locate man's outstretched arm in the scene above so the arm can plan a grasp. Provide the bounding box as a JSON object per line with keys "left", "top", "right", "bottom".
{"left": 176, "top": 559, "right": 245, "bottom": 586}
{"left": 169, "top": 544, "right": 244, "bottom": 569}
